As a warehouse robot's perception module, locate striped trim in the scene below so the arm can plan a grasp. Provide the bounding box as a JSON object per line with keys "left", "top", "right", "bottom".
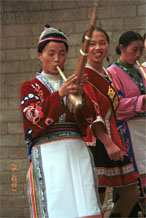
{"left": 27, "top": 155, "right": 48, "bottom": 218}
{"left": 96, "top": 163, "right": 135, "bottom": 177}
{"left": 33, "top": 122, "right": 81, "bottom": 146}
{"left": 97, "top": 167, "right": 138, "bottom": 187}
{"left": 33, "top": 146, "right": 48, "bottom": 217}
{"left": 27, "top": 163, "right": 38, "bottom": 218}
{"left": 38, "top": 37, "right": 67, "bottom": 44}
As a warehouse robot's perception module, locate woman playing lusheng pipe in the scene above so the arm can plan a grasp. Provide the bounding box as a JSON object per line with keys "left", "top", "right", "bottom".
{"left": 108, "top": 30, "right": 146, "bottom": 217}
{"left": 20, "top": 25, "right": 103, "bottom": 218}
{"left": 83, "top": 27, "right": 140, "bottom": 218}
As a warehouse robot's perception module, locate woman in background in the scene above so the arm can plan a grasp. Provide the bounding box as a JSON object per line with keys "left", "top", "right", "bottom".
{"left": 108, "top": 30, "right": 146, "bottom": 217}
{"left": 83, "top": 27, "right": 139, "bottom": 218}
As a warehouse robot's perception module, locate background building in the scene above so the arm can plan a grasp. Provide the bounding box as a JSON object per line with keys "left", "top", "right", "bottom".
{"left": 1, "top": 0, "right": 146, "bottom": 217}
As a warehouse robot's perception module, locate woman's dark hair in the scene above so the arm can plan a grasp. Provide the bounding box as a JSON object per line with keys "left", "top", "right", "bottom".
{"left": 115, "top": 31, "right": 143, "bottom": 55}
{"left": 82, "top": 27, "right": 110, "bottom": 44}
{"left": 143, "top": 33, "right": 146, "bottom": 41}
{"left": 38, "top": 34, "right": 68, "bottom": 53}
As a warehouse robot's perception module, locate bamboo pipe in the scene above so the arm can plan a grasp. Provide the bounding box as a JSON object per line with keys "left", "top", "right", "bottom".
{"left": 56, "top": 66, "right": 67, "bottom": 81}
{"left": 136, "top": 60, "right": 146, "bottom": 80}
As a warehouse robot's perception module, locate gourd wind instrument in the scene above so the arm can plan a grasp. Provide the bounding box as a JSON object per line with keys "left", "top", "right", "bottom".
{"left": 57, "top": 2, "right": 98, "bottom": 112}
{"left": 136, "top": 60, "right": 146, "bottom": 80}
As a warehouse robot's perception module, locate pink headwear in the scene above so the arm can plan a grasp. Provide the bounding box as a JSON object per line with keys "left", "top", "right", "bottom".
{"left": 38, "top": 37, "right": 67, "bottom": 45}
{"left": 38, "top": 25, "right": 68, "bottom": 45}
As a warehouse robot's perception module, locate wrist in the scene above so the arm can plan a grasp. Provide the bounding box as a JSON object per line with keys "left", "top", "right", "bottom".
{"left": 100, "top": 134, "right": 112, "bottom": 148}
{"left": 59, "top": 89, "right": 64, "bottom": 99}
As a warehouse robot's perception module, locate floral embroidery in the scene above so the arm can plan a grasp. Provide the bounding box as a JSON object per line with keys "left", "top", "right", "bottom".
{"left": 21, "top": 93, "right": 39, "bottom": 105}
{"left": 92, "top": 100, "right": 100, "bottom": 115}
{"left": 32, "top": 83, "right": 44, "bottom": 103}
{"left": 23, "top": 103, "right": 44, "bottom": 126}
{"left": 45, "top": 118, "right": 54, "bottom": 126}
{"left": 22, "top": 83, "right": 55, "bottom": 128}
{"left": 86, "top": 117, "right": 93, "bottom": 124}
{"left": 22, "top": 83, "right": 46, "bottom": 127}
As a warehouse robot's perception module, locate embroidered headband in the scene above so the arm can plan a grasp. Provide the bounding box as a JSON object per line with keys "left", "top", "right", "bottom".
{"left": 38, "top": 37, "right": 67, "bottom": 44}
{"left": 38, "top": 25, "right": 68, "bottom": 45}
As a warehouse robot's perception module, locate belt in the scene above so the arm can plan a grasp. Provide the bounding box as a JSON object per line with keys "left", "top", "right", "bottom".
{"left": 33, "top": 122, "right": 81, "bottom": 146}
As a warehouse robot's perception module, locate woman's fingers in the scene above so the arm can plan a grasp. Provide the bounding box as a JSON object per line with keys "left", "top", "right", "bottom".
{"left": 110, "top": 151, "right": 125, "bottom": 162}
{"left": 66, "top": 75, "right": 78, "bottom": 85}
{"left": 59, "top": 73, "right": 88, "bottom": 98}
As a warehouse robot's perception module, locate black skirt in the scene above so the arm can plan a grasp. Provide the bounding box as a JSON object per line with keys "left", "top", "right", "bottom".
{"left": 89, "top": 139, "right": 138, "bottom": 187}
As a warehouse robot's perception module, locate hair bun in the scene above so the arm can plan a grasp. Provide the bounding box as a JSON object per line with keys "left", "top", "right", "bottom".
{"left": 44, "top": 24, "right": 50, "bottom": 30}
{"left": 115, "top": 45, "right": 121, "bottom": 55}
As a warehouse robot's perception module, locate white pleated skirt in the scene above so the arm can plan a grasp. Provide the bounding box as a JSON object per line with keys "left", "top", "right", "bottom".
{"left": 27, "top": 136, "right": 102, "bottom": 218}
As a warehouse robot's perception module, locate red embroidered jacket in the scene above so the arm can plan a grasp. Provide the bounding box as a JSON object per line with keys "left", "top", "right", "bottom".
{"left": 20, "top": 76, "right": 97, "bottom": 143}
{"left": 83, "top": 67, "right": 126, "bottom": 152}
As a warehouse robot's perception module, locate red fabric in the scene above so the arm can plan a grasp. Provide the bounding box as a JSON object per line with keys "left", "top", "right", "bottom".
{"left": 83, "top": 67, "right": 126, "bottom": 152}
{"left": 98, "top": 171, "right": 138, "bottom": 187}
{"left": 20, "top": 77, "right": 96, "bottom": 141}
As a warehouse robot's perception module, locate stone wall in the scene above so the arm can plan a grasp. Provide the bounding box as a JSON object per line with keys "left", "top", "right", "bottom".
{"left": 1, "top": 0, "right": 146, "bottom": 217}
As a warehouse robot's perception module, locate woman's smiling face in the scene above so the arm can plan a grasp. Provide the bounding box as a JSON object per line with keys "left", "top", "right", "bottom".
{"left": 87, "top": 30, "right": 109, "bottom": 66}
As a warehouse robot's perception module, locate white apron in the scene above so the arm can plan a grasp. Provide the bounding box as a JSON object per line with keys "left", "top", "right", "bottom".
{"left": 27, "top": 133, "right": 102, "bottom": 218}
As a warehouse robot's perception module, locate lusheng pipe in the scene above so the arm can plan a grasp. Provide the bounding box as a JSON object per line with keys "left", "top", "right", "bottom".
{"left": 136, "top": 60, "right": 146, "bottom": 80}
{"left": 56, "top": 2, "right": 98, "bottom": 113}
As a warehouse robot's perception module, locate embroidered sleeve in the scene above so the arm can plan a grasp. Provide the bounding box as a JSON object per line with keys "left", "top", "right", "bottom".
{"left": 90, "top": 99, "right": 107, "bottom": 133}
{"left": 115, "top": 88, "right": 146, "bottom": 120}
{"left": 108, "top": 67, "right": 146, "bottom": 120}
{"left": 83, "top": 84, "right": 107, "bottom": 133}
{"left": 20, "top": 81, "right": 65, "bottom": 129}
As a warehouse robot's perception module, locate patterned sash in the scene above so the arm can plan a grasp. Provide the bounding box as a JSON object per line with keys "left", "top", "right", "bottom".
{"left": 85, "top": 67, "right": 119, "bottom": 119}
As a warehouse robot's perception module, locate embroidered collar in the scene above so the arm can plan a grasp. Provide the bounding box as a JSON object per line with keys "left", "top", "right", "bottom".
{"left": 113, "top": 62, "right": 146, "bottom": 94}
{"left": 36, "top": 72, "right": 64, "bottom": 93}
{"left": 41, "top": 71, "right": 62, "bottom": 91}
{"left": 86, "top": 63, "right": 113, "bottom": 85}
{"left": 36, "top": 72, "right": 65, "bottom": 122}
{"left": 85, "top": 67, "right": 119, "bottom": 114}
